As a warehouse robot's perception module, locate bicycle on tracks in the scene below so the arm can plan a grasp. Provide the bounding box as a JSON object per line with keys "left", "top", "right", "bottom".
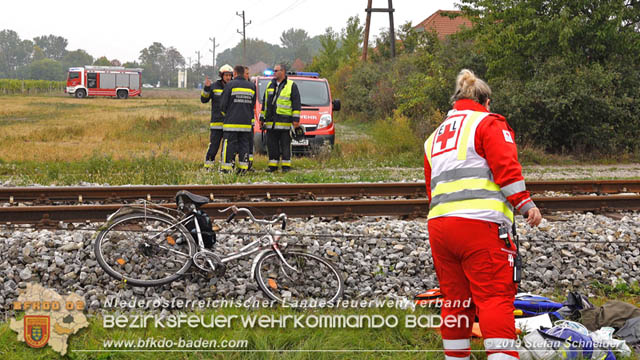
{"left": 94, "top": 190, "right": 344, "bottom": 303}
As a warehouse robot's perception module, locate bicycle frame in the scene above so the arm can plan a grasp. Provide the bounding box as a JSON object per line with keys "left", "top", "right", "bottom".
{"left": 171, "top": 205, "right": 298, "bottom": 276}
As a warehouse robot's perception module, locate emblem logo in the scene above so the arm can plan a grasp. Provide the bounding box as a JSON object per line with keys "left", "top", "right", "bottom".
{"left": 502, "top": 129, "right": 514, "bottom": 143}
{"left": 432, "top": 114, "right": 465, "bottom": 157}
{"left": 24, "top": 315, "right": 50, "bottom": 348}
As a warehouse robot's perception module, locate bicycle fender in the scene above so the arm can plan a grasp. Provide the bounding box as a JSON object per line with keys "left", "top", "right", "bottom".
{"left": 106, "top": 206, "right": 178, "bottom": 224}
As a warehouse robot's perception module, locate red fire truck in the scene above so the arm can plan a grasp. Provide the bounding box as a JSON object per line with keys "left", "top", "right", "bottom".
{"left": 253, "top": 71, "right": 340, "bottom": 154}
{"left": 65, "top": 66, "right": 142, "bottom": 99}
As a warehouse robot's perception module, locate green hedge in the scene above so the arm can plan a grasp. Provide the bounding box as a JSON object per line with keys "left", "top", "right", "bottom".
{"left": 0, "top": 79, "right": 66, "bottom": 95}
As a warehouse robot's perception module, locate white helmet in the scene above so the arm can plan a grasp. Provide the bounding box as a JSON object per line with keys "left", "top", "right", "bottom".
{"left": 218, "top": 64, "right": 233, "bottom": 75}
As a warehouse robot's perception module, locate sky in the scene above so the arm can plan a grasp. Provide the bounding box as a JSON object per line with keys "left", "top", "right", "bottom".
{"left": 3, "top": 0, "right": 458, "bottom": 66}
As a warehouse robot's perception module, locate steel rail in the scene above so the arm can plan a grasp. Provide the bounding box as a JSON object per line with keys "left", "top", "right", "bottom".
{"left": 1, "top": 180, "right": 639, "bottom": 204}
{"left": 1, "top": 195, "right": 639, "bottom": 226}
{"left": 0, "top": 183, "right": 426, "bottom": 204}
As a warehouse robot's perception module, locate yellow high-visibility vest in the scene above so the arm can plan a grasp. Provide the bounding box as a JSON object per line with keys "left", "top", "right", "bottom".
{"left": 424, "top": 110, "right": 514, "bottom": 225}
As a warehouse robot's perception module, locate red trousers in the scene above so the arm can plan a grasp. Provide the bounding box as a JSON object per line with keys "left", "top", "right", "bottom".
{"left": 428, "top": 217, "right": 519, "bottom": 360}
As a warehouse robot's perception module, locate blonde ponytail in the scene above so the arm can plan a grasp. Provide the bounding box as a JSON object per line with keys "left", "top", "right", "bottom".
{"left": 451, "top": 69, "right": 491, "bottom": 106}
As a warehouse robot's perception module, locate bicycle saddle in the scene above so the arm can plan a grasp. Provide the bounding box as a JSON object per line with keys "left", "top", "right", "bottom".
{"left": 175, "top": 190, "right": 209, "bottom": 207}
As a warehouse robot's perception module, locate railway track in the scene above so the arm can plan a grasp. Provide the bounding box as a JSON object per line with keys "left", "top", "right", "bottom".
{"left": 1, "top": 180, "right": 639, "bottom": 204}
{"left": 0, "top": 188, "right": 639, "bottom": 227}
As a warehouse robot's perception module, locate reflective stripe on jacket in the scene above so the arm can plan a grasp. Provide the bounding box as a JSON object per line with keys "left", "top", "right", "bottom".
{"left": 201, "top": 79, "right": 225, "bottom": 129}
{"left": 424, "top": 110, "right": 514, "bottom": 225}
{"left": 220, "top": 78, "right": 256, "bottom": 132}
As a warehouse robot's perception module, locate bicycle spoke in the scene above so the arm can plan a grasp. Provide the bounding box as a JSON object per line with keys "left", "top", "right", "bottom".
{"left": 256, "top": 251, "right": 343, "bottom": 303}
{"left": 96, "top": 214, "right": 194, "bottom": 286}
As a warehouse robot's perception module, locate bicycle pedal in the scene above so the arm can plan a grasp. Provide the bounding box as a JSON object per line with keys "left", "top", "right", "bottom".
{"left": 213, "top": 263, "right": 226, "bottom": 277}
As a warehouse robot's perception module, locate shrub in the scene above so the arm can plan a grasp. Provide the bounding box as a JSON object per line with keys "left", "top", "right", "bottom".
{"left": 493, "top": 57, "right": 640, "bottom": 154}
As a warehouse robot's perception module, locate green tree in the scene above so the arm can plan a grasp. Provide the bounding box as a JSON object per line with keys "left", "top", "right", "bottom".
{"left": 459, "top": 0, "right": 640, "bottom": 80}
{"left": 0, "top": 29, "right": 33, "bottom": 78}
{"left": 369, "top": 29, "right": 392, "bottom": 62}
{"left": 216, "top": 38, "right": 283, "bottom": 67}
{"left": 280, "top": 28, "right": 312, "bottom": 63}
{"left": 122, "top": 61, "right": 140, "bottom": 68}
{"left": 280, "top": 28, "right": 309, "bottom": 49}
{"left": 93, "top": 56, "right": 112, "bottom": 66}
{"left": 340, "top": 16, "right": 363, "bottom": 62}
{"left": 139, "top": 42, "right": 166, "bottom": 85}
{"left": 61, "top": 49, "right": 93, "bottom": 70}
{"left": 459, "top": 0, "right": 640, "bottom": 154}
{"left": 33, "top": 34, "right": 68, "bottom": 61}
{"left": 25, "top": 58, "right": 64, "bottom": 80}
{"left": 164, "top": 46, "right": 185, "bottom": 87}
{"left": 32, "top": 46, "right": 46, "bottom": 61}
{"left": 310, "top": 27, "right": 339, "bottom": 73}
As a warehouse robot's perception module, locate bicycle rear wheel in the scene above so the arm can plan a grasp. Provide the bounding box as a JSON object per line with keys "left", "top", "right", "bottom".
{"left": 254, "top": 249, "right": 344, "bottom": 303}
{"left": 94, "top": 213, "right": 196, "bottom": 287}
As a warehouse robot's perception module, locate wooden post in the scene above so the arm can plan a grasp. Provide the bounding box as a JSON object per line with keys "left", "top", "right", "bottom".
{"left": 362, "top": 0, "right": 373, "bottom": 61}
{"left": 362, "top": 0, "right": 396, "bottom": 59}
{"left": 388, "top": 0, "right": 395, "bottom": 57}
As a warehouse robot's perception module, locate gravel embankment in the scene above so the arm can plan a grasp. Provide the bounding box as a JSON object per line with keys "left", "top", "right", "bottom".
{"left": 1, "top": 211, "right": 639, "bottom": 317}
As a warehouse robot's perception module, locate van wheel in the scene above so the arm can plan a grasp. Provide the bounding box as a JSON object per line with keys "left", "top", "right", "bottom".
{"left": 75, "top": 89, "right": 86, "bottom": 98}
{"left": 117, "top": 90, "right": 129, "bottom": 99}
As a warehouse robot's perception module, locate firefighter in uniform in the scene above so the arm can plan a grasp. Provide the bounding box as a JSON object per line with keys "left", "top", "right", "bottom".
{"left": 260, "top": 64, "right": 301, "bottom": 172}
{"left": 220, "top": 65, "right": 256, "bottom": 174}
{"left": 201, "top": 64, "right": 233, "bottom": 169}
{"left": 424, "top": 69, "right": 542, "bottom": 360}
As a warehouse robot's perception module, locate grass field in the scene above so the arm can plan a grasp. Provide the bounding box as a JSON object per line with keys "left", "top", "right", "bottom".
{"left": 2, "top": 93, "right": 639, "bottom": 185}
{"left": 0, "top": 94, "right": 427, "bottom": 185}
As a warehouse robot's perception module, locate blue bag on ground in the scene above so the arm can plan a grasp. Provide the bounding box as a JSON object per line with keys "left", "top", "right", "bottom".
{"left": 515, "top": 293, "right": 564, "bottom": 319}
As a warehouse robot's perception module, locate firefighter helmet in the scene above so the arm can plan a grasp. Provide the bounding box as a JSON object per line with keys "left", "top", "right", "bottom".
{"left": 290, "top": 125, "right": 305, "bottom": 141}
{"left": 219, "top": 64, "right": 233, "bottom": 75}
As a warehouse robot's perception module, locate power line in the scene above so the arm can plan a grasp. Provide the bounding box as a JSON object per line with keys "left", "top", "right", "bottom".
{"left": 256, "top": 0, "right": 309, "bottom": 26}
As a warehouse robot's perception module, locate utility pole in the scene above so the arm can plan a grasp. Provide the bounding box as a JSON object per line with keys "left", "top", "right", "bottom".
{"left": 187, "top": 56, "right": 192, "bottom": 69}
{"left": 236, "top": 10, "right": 251, "bottom": 65}
{"left": 388, "top": 0, "right": 395, "bottom": 57}
{"left": 195, "top": 51, "right": 201, "bottom": 68}
{"left": 209, "top": 37, "right": 219, "bottom": 70}
{"left": 362, "top": 0, "right": 372, "bottom": 61}
{"left": 362, "top": 0, "right": 396, "bottom": 60}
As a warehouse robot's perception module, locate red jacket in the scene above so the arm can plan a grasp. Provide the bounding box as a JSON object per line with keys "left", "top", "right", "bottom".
{"left": 424, "top": 99, "right": 534, "bottom": 215}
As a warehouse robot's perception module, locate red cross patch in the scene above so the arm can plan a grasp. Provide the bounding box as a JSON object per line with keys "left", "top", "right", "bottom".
{"left": 502, "top": 130, "right": 514, "bottom": 143}
{"left": 432, "top": 114, "right": 465, "bottom": 157}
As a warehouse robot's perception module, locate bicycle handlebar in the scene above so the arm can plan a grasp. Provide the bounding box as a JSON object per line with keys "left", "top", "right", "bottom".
{"left": 219, "top": 206, "right": 287, "bottom": 228}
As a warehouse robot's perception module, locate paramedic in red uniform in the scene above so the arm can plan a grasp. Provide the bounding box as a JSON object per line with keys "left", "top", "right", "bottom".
{"left": 424, "top": 69, "right": 542, "bottom": 360}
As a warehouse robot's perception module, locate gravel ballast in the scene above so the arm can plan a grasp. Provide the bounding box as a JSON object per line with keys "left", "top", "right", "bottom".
{"left": 1, "top": 211, "right": 639, "bottom": 317}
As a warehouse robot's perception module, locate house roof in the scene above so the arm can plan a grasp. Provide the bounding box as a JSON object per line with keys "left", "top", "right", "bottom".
{"left": 414, "top": 10, "right": 472, "bottom": 39}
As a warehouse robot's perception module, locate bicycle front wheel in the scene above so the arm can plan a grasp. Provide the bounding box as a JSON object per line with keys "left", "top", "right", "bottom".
{"left": 94, "top": 213, "right": 196, "bottom": 287}
{"left": 255, "top": 249, "right": 344, "bottom": 303}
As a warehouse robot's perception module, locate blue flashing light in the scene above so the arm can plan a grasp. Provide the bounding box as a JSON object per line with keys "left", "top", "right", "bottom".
{"left": 294, "top": 71, "right": 319, "bottom": 78}
{"left": 263, "top": 69, "right": 274, "bottom": 76}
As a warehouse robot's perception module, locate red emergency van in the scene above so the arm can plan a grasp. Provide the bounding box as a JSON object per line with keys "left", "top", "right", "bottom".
{"left": 253, "top": 71, "right": 340, "bottom": 154}
{"left": 65, "top": 66, "right": 142, "bottom": 99}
